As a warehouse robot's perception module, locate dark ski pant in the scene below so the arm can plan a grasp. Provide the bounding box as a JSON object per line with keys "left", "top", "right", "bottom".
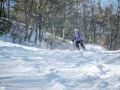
{"left": 75, "top": 40, "right": 85, "bottom": 50}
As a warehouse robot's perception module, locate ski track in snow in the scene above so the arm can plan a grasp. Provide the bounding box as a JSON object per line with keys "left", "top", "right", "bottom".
{"left": 0, "top": 40, "right": 120, "bottom": 90}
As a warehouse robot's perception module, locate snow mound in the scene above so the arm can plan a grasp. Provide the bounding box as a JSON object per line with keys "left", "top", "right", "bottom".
{"left": 0, "top": 40, "right": 120, "bottom": 90}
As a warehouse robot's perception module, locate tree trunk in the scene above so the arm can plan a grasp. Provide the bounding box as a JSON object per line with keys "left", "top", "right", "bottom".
{"left": 24, "top": 0, "right": 29, "bottom": 41}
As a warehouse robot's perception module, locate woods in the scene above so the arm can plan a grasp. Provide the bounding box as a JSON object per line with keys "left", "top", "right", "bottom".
{"left": 0, "top": 0, "right": 120, "bottom": 50}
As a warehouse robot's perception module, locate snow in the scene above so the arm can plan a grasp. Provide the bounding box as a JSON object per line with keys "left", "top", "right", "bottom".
{"left": 0, "top": 40, "right": 120, "bottom": 90}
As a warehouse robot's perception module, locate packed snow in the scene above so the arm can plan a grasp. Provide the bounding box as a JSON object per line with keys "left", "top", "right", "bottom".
{"left": 0, "top": 40, "right": 120, "bottom": 90}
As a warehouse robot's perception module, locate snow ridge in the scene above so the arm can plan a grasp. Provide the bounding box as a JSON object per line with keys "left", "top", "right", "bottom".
{"left": 0, "top": 40, "right": 120, "bottom": 90}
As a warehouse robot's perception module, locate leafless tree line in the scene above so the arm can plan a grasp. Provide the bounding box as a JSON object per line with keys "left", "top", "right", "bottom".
{"left": 0, "top": 0, "right": 120, "bottom": 50}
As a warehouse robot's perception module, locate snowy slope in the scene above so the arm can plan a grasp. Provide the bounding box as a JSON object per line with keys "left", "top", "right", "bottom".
{"left": 0, "top": 17, "right": 73, "bottom": 50}
{"left": 0, "top": 40, "right": 120, "bottom": 90}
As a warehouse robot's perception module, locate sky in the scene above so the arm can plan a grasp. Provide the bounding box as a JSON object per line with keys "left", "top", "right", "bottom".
{"left": 101, "top": 0, "right": 117, "bottom": 6}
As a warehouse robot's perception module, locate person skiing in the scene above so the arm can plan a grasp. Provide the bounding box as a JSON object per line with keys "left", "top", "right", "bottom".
{"left": 72, "top": 28, "right": 85, "bottom": 50}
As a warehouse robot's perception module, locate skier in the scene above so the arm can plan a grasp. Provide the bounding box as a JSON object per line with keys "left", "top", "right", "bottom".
{"left": 72, "top": 28, "right": 86, "bottom": 50}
